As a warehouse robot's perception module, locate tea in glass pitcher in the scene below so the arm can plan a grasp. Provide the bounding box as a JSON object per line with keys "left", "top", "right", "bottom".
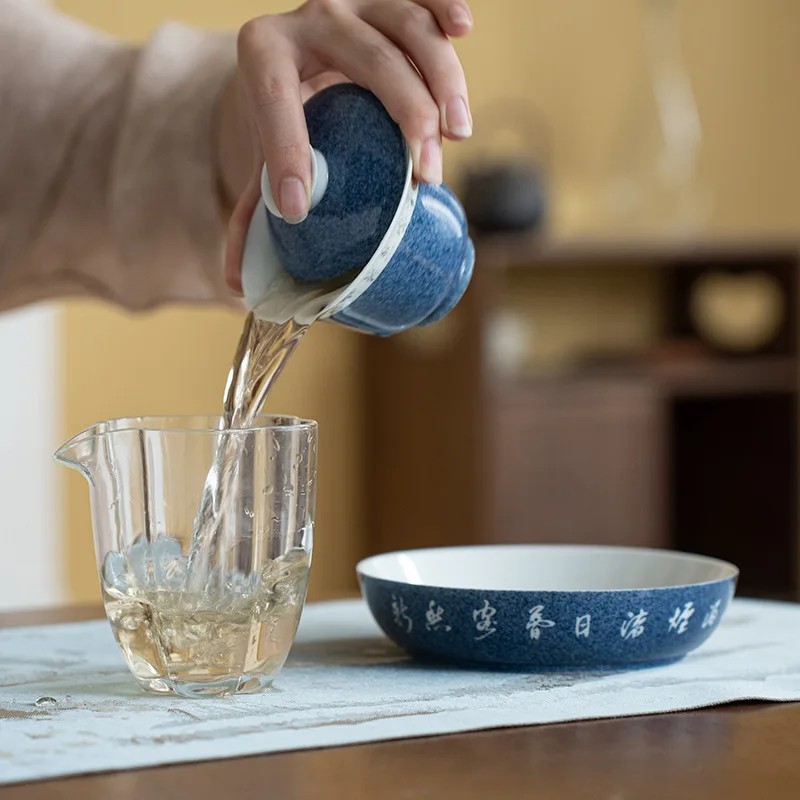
{"left": 55, "top": 415, "right": 316, "bottom": 698}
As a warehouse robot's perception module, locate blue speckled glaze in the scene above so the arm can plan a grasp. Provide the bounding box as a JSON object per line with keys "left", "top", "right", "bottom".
{"left": 269, "top": 84, "right": 407, "bottom": 284}
{"left": 357, "top": 548, "right": 738, "bottom": 671}
{"left": 256, "top": 82, "right": 475, "bottom": 336}
{"left": 332, "top": 182, "right": 475, "bottom": 335}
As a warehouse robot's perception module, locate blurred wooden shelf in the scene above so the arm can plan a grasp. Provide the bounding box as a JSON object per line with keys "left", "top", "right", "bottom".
{"left": 502, "top": 357, "right": 798, "bottom": 398}
{"left": 365, "top": 235, "right": 800, "bottom": 602}
{"left": 643, "top": 357, "right": 797, "bottom": 396}
{"left": 476, "top": 234, "right": 800, "bottom": 271}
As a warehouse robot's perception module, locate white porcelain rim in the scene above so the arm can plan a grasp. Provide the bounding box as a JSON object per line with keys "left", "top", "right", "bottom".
{"left": 356, "top": 544, "right": 740, "bottom": 593}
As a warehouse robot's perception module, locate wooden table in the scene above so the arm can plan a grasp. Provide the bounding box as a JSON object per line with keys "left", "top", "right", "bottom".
{"left": 2, "top": 607, "right": 800, "bottom": 799}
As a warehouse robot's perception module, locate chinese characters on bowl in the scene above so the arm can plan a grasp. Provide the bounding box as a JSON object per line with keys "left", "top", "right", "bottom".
{"left": 357, "top": 545, "right": 737, "bottom": 671}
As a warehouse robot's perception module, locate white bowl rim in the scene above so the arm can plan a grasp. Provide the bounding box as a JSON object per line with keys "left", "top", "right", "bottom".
{"left": 356, "top": 544, "right": 739, "bottom": 593}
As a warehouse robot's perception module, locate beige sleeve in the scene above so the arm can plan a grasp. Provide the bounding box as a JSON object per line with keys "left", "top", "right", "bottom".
{"left": 0, "top": 0, "right": 240, "bottom": 313}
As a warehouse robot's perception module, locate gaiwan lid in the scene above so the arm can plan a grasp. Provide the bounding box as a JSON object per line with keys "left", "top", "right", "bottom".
{"left": 263, "top": 84, "right": 409, "bottom": 285}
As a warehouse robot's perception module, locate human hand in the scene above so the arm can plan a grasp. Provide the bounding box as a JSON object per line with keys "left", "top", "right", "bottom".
{"left": 216, "top": 0, "right": 473, "bottom": 293}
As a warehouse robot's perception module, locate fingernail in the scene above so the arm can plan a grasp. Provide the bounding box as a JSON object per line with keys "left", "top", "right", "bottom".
{"left": 449, "top": 4, "right": 472, "bottom": 27}
{"left": 419, "top": 138, "right": 442, "bottom": 184}
{"left": 442, "top": 96, "right": 472, "bottom": 138}
{"left": 279, "top": 177, "right": 309, "bottom": 223}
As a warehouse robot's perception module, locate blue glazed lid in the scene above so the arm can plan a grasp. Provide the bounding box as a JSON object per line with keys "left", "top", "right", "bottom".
{"left": 264, "top": 84, "right": 408, "bottom": 284}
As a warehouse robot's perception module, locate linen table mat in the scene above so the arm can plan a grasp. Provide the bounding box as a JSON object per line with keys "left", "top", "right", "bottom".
{"left": 1, "top": 598, "right": 799, "bottom": 785}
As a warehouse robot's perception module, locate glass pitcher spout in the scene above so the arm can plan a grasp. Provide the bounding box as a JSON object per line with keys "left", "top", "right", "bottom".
{"left": 53, "top": 422, "right": 101, "bottom": 481}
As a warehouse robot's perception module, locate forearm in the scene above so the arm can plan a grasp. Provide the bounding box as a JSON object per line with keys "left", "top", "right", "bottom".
{"left": 0, "top": 0, "right": 239, "bottom": 312}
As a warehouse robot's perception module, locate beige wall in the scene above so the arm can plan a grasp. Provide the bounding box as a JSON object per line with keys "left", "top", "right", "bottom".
{"left": 446, "top": 0, "right": 800, "bottom": 235}
{"left": 56, "top": 0, "right": 800, "bottom": 603}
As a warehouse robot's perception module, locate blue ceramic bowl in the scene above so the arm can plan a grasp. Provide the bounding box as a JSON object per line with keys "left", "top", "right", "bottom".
{"left": 242, "top": 85, "right": 475, "bottom": 337}
{"left": 357, "top": 545, "right": 738, "bottom": 671}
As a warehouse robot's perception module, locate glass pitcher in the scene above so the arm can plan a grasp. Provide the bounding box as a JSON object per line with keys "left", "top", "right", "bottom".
{"left": 54, "top": 415, "right": 317, "bottom": 698}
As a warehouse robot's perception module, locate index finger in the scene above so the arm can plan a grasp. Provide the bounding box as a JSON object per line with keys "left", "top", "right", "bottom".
{"left": 237, "top": 18, "right": 312, "bottom": 224}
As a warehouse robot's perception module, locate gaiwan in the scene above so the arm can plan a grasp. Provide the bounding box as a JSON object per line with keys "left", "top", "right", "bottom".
{"left": 241, "top": 83, "right": 476, "bottom": 336}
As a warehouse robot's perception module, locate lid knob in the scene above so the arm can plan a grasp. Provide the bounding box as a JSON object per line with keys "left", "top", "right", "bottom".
{"left": 260, "top": 147, "right": 329, "bottom": 220}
